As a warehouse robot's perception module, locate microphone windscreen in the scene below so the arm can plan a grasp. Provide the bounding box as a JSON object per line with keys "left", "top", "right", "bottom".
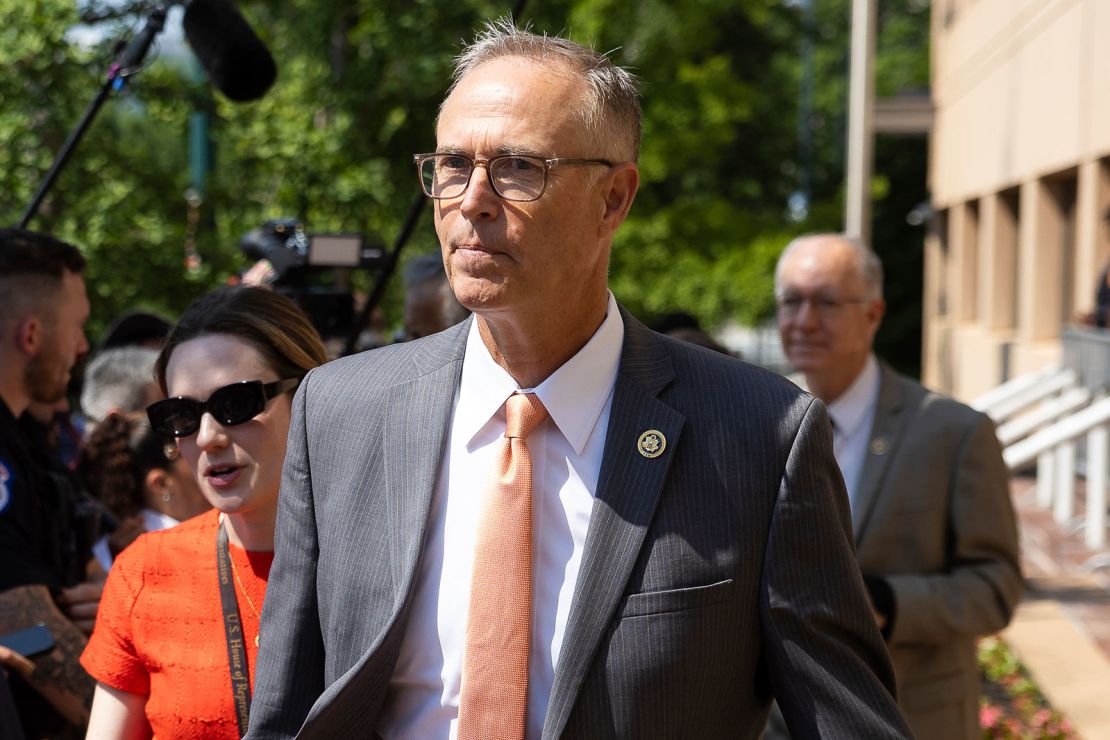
{"left": 183, "top": 0, "right": 277, "bottom": 102}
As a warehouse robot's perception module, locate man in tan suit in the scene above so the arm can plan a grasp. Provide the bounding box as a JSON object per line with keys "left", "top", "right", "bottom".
{"left": 772, "top": 233, "right": 1023, "bottom": 739}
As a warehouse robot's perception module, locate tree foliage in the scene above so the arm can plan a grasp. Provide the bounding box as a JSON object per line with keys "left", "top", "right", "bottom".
{"left": 0, "top": 0, "right": 930, "bottom": 371}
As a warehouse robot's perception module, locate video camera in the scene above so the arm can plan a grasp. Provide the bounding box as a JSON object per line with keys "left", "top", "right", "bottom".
{"left": 238, "top": 218, "right": 386, "bottom": 339}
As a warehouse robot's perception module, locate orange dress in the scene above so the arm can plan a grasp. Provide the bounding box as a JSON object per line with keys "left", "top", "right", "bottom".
{"left": 81, "top": 509, "right": 273, "bottom": 739}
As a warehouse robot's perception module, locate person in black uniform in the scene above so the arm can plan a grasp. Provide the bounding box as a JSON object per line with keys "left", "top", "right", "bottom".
{"left": 0, "top": 228, "right": 98, "bottom": 735}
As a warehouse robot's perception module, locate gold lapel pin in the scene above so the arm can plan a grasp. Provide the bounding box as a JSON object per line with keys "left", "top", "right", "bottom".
{"left": 870, "top": 437, "right": 888, "bottom": 456}
{"left": 638, "top": 430, "right": 666, "bottom": 458}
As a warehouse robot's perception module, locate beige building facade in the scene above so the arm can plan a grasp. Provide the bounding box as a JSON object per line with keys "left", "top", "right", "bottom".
{"left": 926, "top": 0, "right": 1110, "bottom": 399}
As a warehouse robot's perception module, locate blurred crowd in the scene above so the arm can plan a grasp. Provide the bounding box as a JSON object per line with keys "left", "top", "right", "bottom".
{"left": 0, "top": 229, "right": 299, "bottom": 736}
{"left": 0, "top": 225, "right": 485, "bottom": 737}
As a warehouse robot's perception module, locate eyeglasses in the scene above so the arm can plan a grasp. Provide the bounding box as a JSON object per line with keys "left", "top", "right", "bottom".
{"left": 413, "top": 152, "right": 613, "bottom": 202}
{"left": 776, "top": 294, "right": 868, "bottom": 319}
{"left": 147, "top": 378, "right": 300, "bottom": 438}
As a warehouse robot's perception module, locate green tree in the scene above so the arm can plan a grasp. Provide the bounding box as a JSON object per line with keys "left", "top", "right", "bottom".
{"left": 1, "top": 0, "right": 220, "bottom": 339}
{"left": 1, "top": 0, "right": 931, "bottom": 372}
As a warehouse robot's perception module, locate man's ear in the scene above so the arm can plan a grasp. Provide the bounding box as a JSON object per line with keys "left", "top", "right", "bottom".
{"left": 599, "top": 162, "right": 640, "bottom": 236}
{"left": 866, "top": 298, "right": 887, "bottom": 339}
{"left": 15, "top": 316, "right": 42, "bottom": 356}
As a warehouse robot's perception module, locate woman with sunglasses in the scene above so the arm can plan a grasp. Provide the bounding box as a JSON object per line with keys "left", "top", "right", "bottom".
{"left": 80, "top": 286, "right": 327, "bottom": 739}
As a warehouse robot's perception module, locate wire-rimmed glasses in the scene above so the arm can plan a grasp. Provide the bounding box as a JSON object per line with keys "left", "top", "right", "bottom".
{"left": 413, "top": 152, "right": 613, "bottom": 202}
{"left": 775, "top": 293, "right": 869, "bottom": 319}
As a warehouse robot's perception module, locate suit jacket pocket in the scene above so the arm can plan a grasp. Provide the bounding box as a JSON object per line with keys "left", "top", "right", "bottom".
{"left": 620, "top": 578, "right": 735, "bottom": 618}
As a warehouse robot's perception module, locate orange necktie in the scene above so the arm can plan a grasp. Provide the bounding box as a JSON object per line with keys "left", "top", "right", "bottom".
{"left": 457, "top": 392, "right": 548, "bottom": 740}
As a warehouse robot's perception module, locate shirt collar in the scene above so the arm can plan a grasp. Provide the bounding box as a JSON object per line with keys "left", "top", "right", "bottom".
{"left": 827, "top": 354, "right": 880, "bottom": 438}
{"left": 455, "top": 291, "right": 624, "bottom": 455}
{"left": 142, "top": 508, "right": 179, "bottom": 531}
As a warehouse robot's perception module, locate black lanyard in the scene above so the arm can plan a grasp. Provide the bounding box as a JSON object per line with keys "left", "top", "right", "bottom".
{"left": 217, "top": 520, "right": 252, "bottom": 737}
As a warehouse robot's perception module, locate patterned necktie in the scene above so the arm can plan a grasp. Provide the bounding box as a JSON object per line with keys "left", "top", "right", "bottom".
{"left": 457, "top": 392, "right": 549, "bottom": 740}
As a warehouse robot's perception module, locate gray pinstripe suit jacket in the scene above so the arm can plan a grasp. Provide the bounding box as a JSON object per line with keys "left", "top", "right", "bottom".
{"left": 247, "top": 309, "right": 911, "bottom": 739}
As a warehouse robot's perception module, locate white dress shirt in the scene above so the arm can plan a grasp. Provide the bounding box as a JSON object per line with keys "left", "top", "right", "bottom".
{"left": 378, "top": 292, "right": 624, "bottom": 740}
{"left": 826, "top": 354, "right": 881, "bottom": 512}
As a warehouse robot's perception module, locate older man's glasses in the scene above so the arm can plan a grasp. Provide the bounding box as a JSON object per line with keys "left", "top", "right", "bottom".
{"left": 414, "top": 153, "right": 613, "bottom": 203}
{"left": 776, "top": 293, "right": 868, "bottom": 318}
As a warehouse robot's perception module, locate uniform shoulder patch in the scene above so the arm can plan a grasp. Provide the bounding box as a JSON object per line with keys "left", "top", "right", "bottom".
{"left": 0, "top": 458, "right": 12, "bottom": 513}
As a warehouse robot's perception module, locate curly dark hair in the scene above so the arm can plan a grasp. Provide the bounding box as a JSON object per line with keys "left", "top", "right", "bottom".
{"left": 78, "top": 413, "right": 171, "bottom": 519}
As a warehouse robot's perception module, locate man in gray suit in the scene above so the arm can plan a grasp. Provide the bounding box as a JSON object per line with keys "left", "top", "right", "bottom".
{"left": 773, "top": 233, "right": 1023, "bottom": 739}
{"left": 248, "top": 22, "right": 909, "bottom": 739}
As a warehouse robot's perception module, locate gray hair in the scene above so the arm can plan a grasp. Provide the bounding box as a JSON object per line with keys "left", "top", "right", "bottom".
{"left": 446, "top": 17, "right": 642, "bottom": 162}
{"left": 775, "top": 233, "right": 884, "bottom": 301}
{"left": 80, "top": 346, "right": 159, "bottom": 428}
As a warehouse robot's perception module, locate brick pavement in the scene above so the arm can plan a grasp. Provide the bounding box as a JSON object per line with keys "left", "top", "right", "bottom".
{"left": 1003, "top": 474, "right": 1110, "bottom": 739}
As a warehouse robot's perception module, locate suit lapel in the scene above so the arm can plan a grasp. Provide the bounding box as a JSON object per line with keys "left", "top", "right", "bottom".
{"left": 384, "top": 321, "right": 469, "bottom": 607}
{"left": 300, "top": 323, "right": 469, "bottom": 733}
{"left": 851, "top": 364, "right": 906, "bottom": 544}
{"left": 542, "top": 311, "right": 684, "bottom": 739}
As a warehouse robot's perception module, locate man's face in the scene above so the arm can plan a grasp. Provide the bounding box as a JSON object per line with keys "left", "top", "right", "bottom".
{"left": 433, "top": 57, "right": 613, "bottom": 321}
{"left": 776, "top": 238, "right": 883, "bottom": 396}
{"left": 25, "top": 271, "right": 90, "bottom": 404}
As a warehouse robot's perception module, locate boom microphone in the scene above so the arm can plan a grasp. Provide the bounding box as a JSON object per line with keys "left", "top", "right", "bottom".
{"left": 182, "top": 0, "right": 277, "bottom": 102}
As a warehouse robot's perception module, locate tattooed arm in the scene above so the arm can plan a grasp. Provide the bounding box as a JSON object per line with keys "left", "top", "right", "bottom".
{"left": 0, "top": 584, "right": 93, "bottom": 728}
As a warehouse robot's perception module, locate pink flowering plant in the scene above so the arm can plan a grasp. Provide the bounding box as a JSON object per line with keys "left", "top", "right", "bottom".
{"left": 978, "top": 637, "right": 1074, "bottom": 739}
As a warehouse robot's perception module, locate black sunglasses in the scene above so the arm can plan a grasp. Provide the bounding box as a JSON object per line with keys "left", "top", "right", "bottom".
{"left": 147, "top": 378, "right": 301, "bottom": 439}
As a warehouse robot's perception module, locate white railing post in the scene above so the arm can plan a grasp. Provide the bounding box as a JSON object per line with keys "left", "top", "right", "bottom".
{"left": 1054, "top": 441, "right": 1076, "bottom": 525}
{"left": 1037, "top": 450, "right": 1055, "bottom": 508}
{"left": 1086, "top": 424, "right": 1108, "bottom": 549}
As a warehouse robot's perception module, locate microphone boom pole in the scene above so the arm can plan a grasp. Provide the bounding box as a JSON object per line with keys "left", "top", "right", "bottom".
{"left": 18, "top": 5, "right": 169, "bottom": 229}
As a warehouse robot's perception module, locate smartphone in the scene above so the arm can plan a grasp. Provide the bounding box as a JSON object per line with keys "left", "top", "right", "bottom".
{"left": 0, "top": 624, "right": 55, "bottom": 658}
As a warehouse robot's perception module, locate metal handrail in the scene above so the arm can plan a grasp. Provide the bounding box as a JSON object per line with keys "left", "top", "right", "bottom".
{"left": 985, "top": 369, "right": 1076, "bottom": 424}
{"left": 997, "top": 386, "right": 1092, "bottom": 446}
{"left": 986, "top": 328, "right": 1110, "bottom": 549}
{"left": 1004, "top": 396, "right": 1110, "bottom": 469}
{"left": 1063, "top": 325, "right": 1110, "bottom": 394}
{"left": 972, "top": 364, "right": 1061, "bottom": 413}
{"left": 1003, "top": 395, "right": 1110, "bottom": 548}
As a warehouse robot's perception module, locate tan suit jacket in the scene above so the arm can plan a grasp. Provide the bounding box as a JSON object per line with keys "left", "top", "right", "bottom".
{"left": 853, "top": 365, "right": 1023, "bottom": 739}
